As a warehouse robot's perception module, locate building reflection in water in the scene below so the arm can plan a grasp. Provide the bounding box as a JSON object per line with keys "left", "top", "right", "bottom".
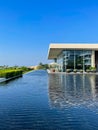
{"left": 48, "top": 74, "right": 98, "bottom": 108}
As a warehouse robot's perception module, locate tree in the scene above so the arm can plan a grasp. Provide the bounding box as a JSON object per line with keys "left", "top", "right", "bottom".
{"left": 39, "top": 62, "right": 43, "bottom": 66}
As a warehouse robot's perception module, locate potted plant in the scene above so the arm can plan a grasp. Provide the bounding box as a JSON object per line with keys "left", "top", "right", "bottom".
{"left": 66, "top": 69, "right": 71, "bottom": 73}
{"left": 90, "top": 67, "right": 96, "bottom": 73}
{"left": 73, "top": 69, "right": 77, "bottom": 73}
{"left": 80, "top": 69, "right": 83, "bottom": 73}
{"left": 86, "top": 69, "right": 90, "bottom": 73}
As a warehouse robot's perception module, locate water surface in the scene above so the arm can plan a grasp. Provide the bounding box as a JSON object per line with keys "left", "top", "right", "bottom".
{"left": 0, "top": 70, "right": 98, "bottom": 130}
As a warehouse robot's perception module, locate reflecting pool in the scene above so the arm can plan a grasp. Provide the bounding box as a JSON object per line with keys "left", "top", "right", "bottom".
{"left": 0, "top": 70, "right": 98, "bottom": 130}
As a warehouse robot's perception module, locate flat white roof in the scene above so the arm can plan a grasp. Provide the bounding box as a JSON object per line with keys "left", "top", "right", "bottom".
{"left": 48, "top": 43, "right": 98, "bottom": 59}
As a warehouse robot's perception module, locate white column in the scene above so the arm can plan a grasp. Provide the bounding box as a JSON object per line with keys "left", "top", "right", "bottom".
{"left": 74, "top": 50, "right": 76, "bottom": 70}
{"left": 91, "top": 51, "right": 95, "bottom": 67}
{"left": 83, "top": 50, "right": 85, "bottom": 72}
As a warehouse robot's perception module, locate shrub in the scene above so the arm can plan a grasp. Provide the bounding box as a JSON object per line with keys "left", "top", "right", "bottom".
{"left": 86, "top": 69, "right": 90, "bottom": 73}
{"left": 73, "top": 69, "right": 77, "bottom": 73}
{"left": 0, "top": 69, "right": 23, "bottom": 79}
{"left": 80, "top": 70, "right": 83, "bottom": 73}
{"left": 66, "top": 69, "right": 71, "bottom": 73}
{"left": 86, "top": 67, "right": 96, "bottom": 73}
{"left": 89, "top": 67, "right": 96, "bottom": 70}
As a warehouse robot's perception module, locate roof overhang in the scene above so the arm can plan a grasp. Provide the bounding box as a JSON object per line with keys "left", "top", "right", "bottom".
{"left": 48, "top": 43, "right": 98, "bottom": 59}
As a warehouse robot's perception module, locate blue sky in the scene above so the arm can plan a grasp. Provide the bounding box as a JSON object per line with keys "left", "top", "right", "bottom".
{"left": 0, "top": 0, "right": 98, "bottom": 66}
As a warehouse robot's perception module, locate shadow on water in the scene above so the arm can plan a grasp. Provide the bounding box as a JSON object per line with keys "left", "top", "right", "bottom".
{"left": 0, "top": 77, "right": 23, "bottom": 86}
{"left": 48, "top": 74, "right": 98, "bottom": 109}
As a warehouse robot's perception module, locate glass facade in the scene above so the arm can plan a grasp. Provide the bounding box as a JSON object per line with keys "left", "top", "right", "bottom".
{"left": 57, "top": 50, "right": 92, "bottom": 72}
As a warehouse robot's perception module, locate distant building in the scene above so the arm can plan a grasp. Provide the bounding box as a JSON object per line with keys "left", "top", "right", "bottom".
{"left": 48, "top": 43, "right": 98, "bottom": 72}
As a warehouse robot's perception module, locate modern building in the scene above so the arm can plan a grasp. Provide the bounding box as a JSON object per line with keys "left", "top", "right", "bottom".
{"left": 48, "top": 44, "right": 98, "bottom": 72}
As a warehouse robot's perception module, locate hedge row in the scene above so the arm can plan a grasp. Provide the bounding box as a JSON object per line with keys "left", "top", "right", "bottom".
{"left": 0, "top": 69, "right": 23, "bottom": 79}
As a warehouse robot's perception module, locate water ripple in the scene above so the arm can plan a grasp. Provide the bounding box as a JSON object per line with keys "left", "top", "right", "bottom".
{"left": 0, "top": 70, "right": 97, "bottom": 129}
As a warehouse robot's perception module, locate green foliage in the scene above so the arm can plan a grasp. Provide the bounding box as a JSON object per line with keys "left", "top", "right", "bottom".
{"left": 89, "top": 67, "right": 96, "bottom": 70}
{"left": 80, "top": 70, "right": 83, "bottom": 73}
{"left": 36, "top": 65, "right": 44, "bottom": 70}
{"left": 66, "top": 69, "right": 72, "bottom": 73}
{"left": 0, "top": 65, "right": 34, "bottom": 79}
{"left": 73, "top": 69, "right": 77, "bottom": 72}
{"left": 43, "top": 64, "right": 49, "bottom": 69}
{"left": 20, "top": 66, "right": 32, "bottom": 72}
{"left": 86, "top": 69, "right": 90, "bottom": 72}
{"left": 39, "top": 62, "right": 43, "bottom": 66}
{"left": 36, "top": 63, "right": 49, "bottom": 70}
{"left": 0, "top": 69, "right": 23, "bottom": 79}
{"left": 86, "top": 67, "right": 96, "bottom": 72}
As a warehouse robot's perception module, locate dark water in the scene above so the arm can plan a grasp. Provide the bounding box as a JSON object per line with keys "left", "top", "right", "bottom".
{"left": 0, "top": 70, "right": 98, "bottom": 130}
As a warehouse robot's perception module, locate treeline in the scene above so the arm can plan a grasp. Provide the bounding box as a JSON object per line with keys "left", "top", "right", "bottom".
{"left": 36, "top": 63, "right": 49, "bottom": 70}
{"left": 18, "top": 66, "right": 33, "bottom": 73}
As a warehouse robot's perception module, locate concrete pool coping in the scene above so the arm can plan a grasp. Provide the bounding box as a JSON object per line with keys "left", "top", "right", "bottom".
{"left": 47, "top": 71, "right": 98, "bottom": 75}
{"left": 0, "top": 75, "right": 22, "bottom": 83}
